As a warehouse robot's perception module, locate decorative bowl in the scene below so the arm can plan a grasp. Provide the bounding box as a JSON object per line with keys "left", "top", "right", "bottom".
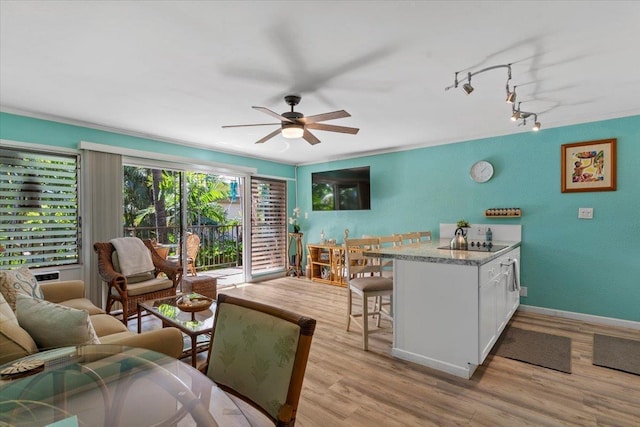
{"left": 176, "top": 294, "right": 213, "bottom": 313}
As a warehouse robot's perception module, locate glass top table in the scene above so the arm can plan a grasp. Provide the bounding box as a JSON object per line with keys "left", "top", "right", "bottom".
{"left": 138, "top": 293, "right": 216, "bottom": 367}
{"left": 0, "top": 344, "right": 252, "bottom": 427}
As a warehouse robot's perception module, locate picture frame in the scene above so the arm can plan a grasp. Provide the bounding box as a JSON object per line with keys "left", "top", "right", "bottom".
{"left": 561, "top": 138, "right": 617, "bottom": 193}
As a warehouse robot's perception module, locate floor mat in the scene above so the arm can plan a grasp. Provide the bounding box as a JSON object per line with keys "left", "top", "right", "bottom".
{"left": 593, "top": 334, "right": 640, "bottom": 376}
{"left": 492, "top": 326, "right": 572, "bottom": 373}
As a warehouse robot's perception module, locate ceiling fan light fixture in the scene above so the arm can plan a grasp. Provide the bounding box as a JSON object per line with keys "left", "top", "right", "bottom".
{"left": 282, "top": 123, "right": 304, "bottom": 139}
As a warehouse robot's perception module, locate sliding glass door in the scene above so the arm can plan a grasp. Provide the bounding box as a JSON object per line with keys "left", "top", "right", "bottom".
{"left": 122, "top": 164, "right": 244, "bottom": 283}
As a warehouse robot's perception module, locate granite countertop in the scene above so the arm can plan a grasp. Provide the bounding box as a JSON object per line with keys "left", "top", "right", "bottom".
{"left": 364, "top": 239, "right": 521, "bottom": 266}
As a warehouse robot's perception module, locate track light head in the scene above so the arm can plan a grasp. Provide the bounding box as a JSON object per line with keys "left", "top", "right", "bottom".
{"left": 511, "top": 110, "right": 520, "bottom": 121}
{"left": 461, "top": 73, "right": 473, "bottom": 94}
{"left": 506, "top": 86, "right": 517, "bottom": 104}
{"left": 532, "top": 116, "right": 541, "bottom": 131}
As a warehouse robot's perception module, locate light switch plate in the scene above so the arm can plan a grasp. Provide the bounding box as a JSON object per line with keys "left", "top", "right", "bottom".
{"left": 578, "top": 207, "right": 593, "bottom": 219}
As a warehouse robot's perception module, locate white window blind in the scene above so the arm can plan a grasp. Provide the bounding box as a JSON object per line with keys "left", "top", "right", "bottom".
{"left": 250, "top": 177, "right": 286, "bottom": 274}
{"left": 0, "top": 148, "right": 79, "bottom": 268}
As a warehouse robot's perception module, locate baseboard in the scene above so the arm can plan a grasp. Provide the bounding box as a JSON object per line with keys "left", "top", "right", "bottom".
{"left": 518, "top": 305, "right": 640, "bottom": 331}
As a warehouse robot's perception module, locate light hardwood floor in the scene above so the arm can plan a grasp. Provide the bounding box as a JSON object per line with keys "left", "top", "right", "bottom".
{"left": 139, "top": 277, "right": 640, "bottom": 426}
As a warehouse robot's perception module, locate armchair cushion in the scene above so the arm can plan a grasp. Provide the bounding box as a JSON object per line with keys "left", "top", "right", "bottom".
{"left": 16, "top": 294, "right": 100, "bottom": 349}
{"left": 118, "top": 277, "right": 174, "bottom": 297}
{"left": 112, "top": 251, "right": 155, "bottom": 283}
{"left": 0, "top": 267, "right": 44, "bottom": 311}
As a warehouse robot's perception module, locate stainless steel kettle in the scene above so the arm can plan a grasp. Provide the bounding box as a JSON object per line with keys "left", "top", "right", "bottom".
{"left": 450, "top": 227, "right": 468, "bottom": 250}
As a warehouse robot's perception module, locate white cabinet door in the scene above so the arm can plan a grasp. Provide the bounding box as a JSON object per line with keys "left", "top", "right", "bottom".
{"left": 479, "top": 276, "right": 498, "bottom": 362}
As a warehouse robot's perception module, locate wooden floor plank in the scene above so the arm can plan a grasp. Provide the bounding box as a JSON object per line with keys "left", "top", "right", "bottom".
{"left": 138, "top": 277, "right": 640, "bottom": 426}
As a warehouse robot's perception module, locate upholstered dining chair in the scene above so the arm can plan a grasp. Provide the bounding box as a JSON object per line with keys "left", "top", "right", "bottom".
{"left": 203, "top": 294, "right": 316, "bottom": 427}
{"left": 94, "top": 238, "right": 181, "bottom": 326}
{"left": 344, "top": 237, "right": 394, "bottom": 351}
{"left": 373, "top": 235, "right": 401, "bottom": 325}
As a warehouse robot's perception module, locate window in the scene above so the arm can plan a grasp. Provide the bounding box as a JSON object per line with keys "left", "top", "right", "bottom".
{"left": 250, "top": 177, "right": 286, "bottom": 274}
{"left": 0, "top": 148, "right": 79, "bottom": 268}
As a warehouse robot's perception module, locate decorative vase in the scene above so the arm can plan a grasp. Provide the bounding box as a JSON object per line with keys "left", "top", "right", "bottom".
{"left": 293, "top": 225, "right": 300, "bottom": 233}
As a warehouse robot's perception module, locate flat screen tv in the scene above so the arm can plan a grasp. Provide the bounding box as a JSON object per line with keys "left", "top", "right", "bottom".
{"left": 312, "top": 166, "right": 370, "bottom": 211}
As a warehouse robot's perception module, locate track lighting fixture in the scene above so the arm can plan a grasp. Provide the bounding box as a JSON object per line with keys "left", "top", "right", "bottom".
{"left": 445, "top": 63, "right": 542, "bottom": 132}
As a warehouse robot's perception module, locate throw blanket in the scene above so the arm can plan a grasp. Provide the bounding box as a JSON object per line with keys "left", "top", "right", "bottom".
{"left": 110, "top": 237, "right": 155, "bottom": 277}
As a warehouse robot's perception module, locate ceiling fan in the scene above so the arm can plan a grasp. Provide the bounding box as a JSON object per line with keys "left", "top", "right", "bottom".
{"left": 222, "top": 95, "right": 359, "bottom": 145}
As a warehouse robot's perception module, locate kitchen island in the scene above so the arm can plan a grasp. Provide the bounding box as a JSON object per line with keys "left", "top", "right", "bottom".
{"left": 365, "top": 227, "right": 521, "bottom": 379}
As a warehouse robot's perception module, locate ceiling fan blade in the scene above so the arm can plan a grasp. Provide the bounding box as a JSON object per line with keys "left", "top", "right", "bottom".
{"left": 303, "top": 129, "right": 321, "bottom": 145}
{"left": 306, "top": 123, "right": 359, "bottom": 134}
{"left": 255, "top": 129, "right": 282, "bottom": 144}
{"left": 252, "top": 106, "right": 293, "bottom": 123}
{"left": 303, "top": 110, "right": 351, "bottom": 124}
{"left": 222, "top": 123, "right": 280, "bottom": 128}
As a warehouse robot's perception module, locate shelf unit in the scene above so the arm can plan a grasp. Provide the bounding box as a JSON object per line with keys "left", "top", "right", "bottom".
{"left": 484, "top": 208, "right": 522, "bottom": 218}
{"left": 306, "top": 243, "right": 346, "bottom": 287}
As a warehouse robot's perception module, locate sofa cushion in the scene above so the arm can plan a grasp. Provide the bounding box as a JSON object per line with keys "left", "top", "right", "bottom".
{"left": 60, "top": 298, "right": 106, "bottom": 315}
{"left": 0, "top": 267, "right": 44, "bottom": 311}
{"left": 89, "top": 313, "right": 128, "bottom": 337}
{"left": 0, "top": 292, "right": 38, "bottom": 365}
{"left": 16, "top": 294, "right": 100, "bottom": 349}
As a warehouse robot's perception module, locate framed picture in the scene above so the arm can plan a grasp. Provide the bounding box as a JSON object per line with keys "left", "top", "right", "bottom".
{"left": 561, "top": 138, "right": 617, "bottom": 193}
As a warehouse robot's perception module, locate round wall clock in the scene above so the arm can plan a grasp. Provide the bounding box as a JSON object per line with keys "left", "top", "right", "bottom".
{"left": 470, "top": 160, "right": 494, "bottom": 183}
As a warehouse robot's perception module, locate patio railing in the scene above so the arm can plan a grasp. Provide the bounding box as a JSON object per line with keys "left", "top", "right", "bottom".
{"left": 124, "top": 224, "right": 242, "bottom": 273}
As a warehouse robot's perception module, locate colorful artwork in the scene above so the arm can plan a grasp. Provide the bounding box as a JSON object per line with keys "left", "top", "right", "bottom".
{"left": 572, "top": 150, "right": 605, "bottom": 183}
{"left": 562, "top": 139, "right": 616, "bottom": 193}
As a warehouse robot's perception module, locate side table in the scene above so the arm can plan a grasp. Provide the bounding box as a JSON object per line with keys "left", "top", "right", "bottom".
{"left": 287, "top": 232, "right": 304, "bottom": 277}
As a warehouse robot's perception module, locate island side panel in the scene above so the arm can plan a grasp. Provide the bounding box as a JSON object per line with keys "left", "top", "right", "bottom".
{"left": 393, "top": 258, "right": 479, "bottom": 378}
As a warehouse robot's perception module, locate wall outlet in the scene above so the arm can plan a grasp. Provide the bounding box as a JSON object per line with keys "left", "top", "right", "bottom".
{"left": 578, "top": 207, "right": 593, "bottom": 219}
{"left": 520, "top": 286, "right": 528, "bottom": 297}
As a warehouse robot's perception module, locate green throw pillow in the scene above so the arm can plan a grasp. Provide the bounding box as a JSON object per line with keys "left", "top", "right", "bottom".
{"left": 15, "top": 294, "right": 100, "bottom": 350}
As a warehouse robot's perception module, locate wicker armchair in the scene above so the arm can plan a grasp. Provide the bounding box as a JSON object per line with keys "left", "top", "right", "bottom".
{"left": 94, "top": 239, "right": 182, "bottom": 326}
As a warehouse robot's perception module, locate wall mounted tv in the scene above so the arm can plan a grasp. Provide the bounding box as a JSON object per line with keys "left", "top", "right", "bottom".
{"left": 312, "top": 166, "right": 371, "bottom": 211}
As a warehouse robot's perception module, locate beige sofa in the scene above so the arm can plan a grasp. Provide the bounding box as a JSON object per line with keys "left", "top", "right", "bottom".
{"left": 0, "top": 280, "right": 184, "bottom": 365}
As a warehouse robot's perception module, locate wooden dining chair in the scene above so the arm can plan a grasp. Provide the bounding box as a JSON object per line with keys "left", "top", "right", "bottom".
{"left": 344, "top": 237, "right": 393, "bottom": 351}
{"left": 373, "top": 235, "right": 401, "bottom": 324}
{"left": 416, "top": 230, "right": 432, "bottom": 243}
{"left": 203, "top": 294, "right": 316, "bottom": 427}
{"left": 395, "top": 232, "right": 421, "bottom": 246}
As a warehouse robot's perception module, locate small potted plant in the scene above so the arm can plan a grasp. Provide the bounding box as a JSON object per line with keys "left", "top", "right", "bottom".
{"left": 456, "top": 219, "right": 470, "bottom": 228}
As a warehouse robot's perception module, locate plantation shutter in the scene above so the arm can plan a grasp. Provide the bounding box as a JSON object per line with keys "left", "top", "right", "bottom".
{"left": 0, "top": 148, "right": 79, "bottom": 268}
{"left": 250, "top": 177, "right": 286, "bottom": 274}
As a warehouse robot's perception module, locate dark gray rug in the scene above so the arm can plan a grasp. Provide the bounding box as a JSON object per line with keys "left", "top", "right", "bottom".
{"left": 492, "top": 327, "right": 572, "bottom": 373}
{"left": 593, "top": 334, "right": 640, "bottom": 376}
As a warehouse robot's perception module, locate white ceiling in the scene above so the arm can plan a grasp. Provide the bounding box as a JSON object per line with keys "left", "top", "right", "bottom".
{"left": 2, "top": 1, "right": 639, "bottom": 165}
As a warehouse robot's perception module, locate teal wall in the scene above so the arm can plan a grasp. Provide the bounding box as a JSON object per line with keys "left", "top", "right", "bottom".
{"left": 297, "top": 115, "right": 640, "bottom": 322}
{"left": 0, "top": 112, "right": 297, "bottom": 219}
{"left": 2, "top": 112, "right": 638, "bottom": 322}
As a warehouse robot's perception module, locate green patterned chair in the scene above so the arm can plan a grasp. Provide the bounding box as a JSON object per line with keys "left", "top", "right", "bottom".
{"left": 204, "top": 294, "right": 316, "bottom": 427}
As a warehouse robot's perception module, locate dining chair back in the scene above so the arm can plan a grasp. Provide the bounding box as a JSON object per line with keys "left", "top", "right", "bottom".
{"left": 204, "top": 294, "right": 316, "bottom": 427}
{"left": 395, "top": 232, "right": 420, "bottom": 246}
{"left": 416, "top": 230, "right": 432, "bottom": 243}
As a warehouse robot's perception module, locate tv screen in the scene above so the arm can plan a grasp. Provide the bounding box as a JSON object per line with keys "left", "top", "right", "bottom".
{"left": 312, "top": 166, "right": 371, "bottom": 211}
